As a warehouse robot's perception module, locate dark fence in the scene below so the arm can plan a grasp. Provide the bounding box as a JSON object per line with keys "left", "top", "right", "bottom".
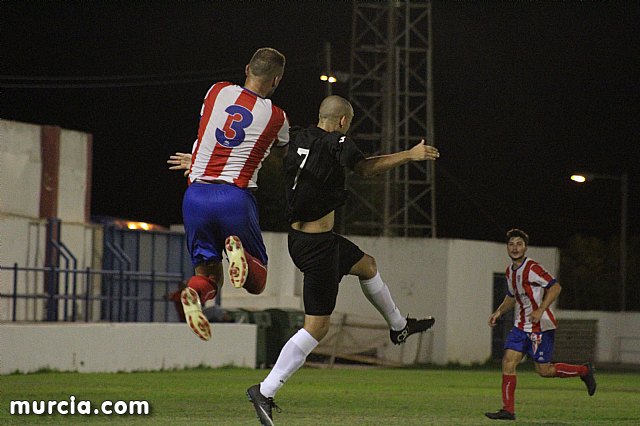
{"left": 101, "top": 223, "right": 192, "bottom": 322}
{"left": 0, "top": 217, "right": 192, "bottom": 322}
{"left": 0, "top": 263, "right": 183, "bottom": 322}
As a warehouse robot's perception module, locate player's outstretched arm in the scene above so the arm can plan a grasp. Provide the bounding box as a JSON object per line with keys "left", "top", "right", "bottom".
{"left": 167, "top": 152, "right": 192, "bottom": 177}
{"left": 354, "top": 139, "right": 439, "bottom": 177}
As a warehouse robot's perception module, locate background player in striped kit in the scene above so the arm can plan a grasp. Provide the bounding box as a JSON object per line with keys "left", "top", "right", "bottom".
{"left": 485, "top": 228, "right": 596, "bottom": 421}
{"left": 175, "top": 47, "right": 290, "bottom": 341}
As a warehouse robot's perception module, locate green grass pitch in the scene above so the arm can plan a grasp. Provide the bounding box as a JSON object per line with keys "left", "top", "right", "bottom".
{"left": 1, "top": 366, "right": 639, "bottom": 425}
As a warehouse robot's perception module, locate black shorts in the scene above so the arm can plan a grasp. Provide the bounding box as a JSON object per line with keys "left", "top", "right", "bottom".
{"left": 288, "top": 228, "right": 365, "bottom": 316}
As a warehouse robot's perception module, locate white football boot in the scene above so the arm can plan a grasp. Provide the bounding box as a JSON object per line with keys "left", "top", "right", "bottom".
{"left": 225, "top": 235, "right": 248, "bottom": 288}
{"left": 180, "top": 287, "right": 211, "bottom": 341}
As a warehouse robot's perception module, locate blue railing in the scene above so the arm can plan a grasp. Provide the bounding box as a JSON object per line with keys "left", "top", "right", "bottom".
{"left": 0, "top": 263, "right": 183, "bottom": 322}
{"left": 1, "top": 217, "right": 192, "bottom": 322}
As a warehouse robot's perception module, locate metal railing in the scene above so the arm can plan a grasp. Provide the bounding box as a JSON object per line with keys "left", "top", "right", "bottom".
{"left": 0, "top": 263, "right": 183, "bottom": 322}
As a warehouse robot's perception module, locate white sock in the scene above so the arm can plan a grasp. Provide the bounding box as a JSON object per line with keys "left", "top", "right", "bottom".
{"left": 360, "top": 271, "right": 407, "bottom": 331}
{"left": 260, "top": 328, "right": 318, "bottom": 398}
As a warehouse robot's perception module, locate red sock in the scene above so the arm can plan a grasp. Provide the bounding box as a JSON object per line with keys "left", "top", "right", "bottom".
{"left": 167, "top": 290, "right": 186, "bottom": 322}
{"left": 242, "top": 252, "right": 267, "bottom": 295}
{"left": 502, "top": 374, "right": 516, "bottom": 414}
{"left": 187, "top": 275, "right": 218, "bottom": 304}
{"left": 553, "top": 363, "right": 588, "bottom": 378}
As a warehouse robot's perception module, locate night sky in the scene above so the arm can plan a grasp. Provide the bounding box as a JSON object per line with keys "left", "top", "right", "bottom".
{"left": 3, "top": 1, "right": 639, "bottom": 248}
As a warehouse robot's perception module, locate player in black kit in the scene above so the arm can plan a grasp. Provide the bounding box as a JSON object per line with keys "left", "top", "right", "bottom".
{"left": 247, "top": 95, "right": 440, "bottom": 425}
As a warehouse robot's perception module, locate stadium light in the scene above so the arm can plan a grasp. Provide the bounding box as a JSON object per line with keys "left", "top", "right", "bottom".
{"left": 126, "top": 221, "right": 154, "bottom": 231}
{"left": 319, "top": 74, "right": 344, "bottom": 83}
{"left": 570, "top": 172, "right": 629, "bottom": 311}
{"left": 320, "top": 41, "right": 349, "bottom": 93}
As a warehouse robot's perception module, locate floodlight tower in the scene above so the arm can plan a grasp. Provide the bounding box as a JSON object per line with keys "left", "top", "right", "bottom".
{"left": 345, "top": 0, "right": 435, "bottom": 237}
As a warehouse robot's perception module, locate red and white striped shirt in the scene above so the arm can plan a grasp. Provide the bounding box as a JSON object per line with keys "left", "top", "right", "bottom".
{"left": 506, "top": 257, "right": 558, "bottom": 332}
{"left": 189, "top": 82, "right": 289, "bottom": 188}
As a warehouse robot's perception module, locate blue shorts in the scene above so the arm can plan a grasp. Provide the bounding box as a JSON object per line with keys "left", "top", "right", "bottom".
{"left": 504, "top": 327, "right": 555, "bottom": 364}
{"left": 182, "top": 182, "right": 268, "bottom": 266}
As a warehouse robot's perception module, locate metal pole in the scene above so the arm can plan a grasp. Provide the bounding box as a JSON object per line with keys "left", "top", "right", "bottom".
{"left": 45, "top": 218, "right": 59, "bottom": 321}
{"left": 324, "top": 41, "right": 332, "bottom": 96}
{"left": 12, "top": 263, "right": 18, "bottom": 321}
{"left": 620, "top": 172, "right": 628, "bottom": 311}
{"left": 149, "top": 269, "right": 156, "bottom": 322}
{"left": 84, "top": 267, "right": 91, "bottom": 322}
{"left": 427, "top": 0, "right": 436, "bottom": 238}
{"left": 382, "top": 0, "right": 396, "bottom": 237}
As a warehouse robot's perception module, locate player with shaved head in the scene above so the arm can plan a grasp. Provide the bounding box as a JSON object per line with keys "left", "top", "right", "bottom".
{"left": 247, "top": 95, "right": 439, "bottom": 425}
{"left": 318, "top": 94, "right": 353, "bottom": 122}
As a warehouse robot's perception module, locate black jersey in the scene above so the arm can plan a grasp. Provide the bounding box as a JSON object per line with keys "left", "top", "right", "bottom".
{"left": 284, "top": 126, "right": 366, "bottom": 223}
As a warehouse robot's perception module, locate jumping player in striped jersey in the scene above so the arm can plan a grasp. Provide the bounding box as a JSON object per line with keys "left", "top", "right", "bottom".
{"left": 485, "top": 229, "right": 596, "bottom": 421}
{"left": 174, "top": 48, "right": 289, "bottom": 341}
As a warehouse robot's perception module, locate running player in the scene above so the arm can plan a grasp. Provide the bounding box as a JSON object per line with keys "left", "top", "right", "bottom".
{"left": 178, "top": 47, "right": 289, "bottom": 341}
{"left": 246, "top": 95, "right": 438, "bottom": 425}
{"left": 485, "top": 228, "right": 596, "bottom": 421}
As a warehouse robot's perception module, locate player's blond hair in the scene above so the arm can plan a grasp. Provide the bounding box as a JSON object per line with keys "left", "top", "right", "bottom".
{"left": 248, "top": 48, "right": 286, "bottom": 79}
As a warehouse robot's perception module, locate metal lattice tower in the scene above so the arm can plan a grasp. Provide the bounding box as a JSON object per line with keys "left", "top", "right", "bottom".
{"left": 343, "top": 0, "right": 435, "bottom": 237}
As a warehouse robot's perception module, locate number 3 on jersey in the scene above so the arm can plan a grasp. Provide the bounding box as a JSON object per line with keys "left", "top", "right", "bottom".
{"left": 292, "top": 148, "right": 310, "bottom": 190}
{"left": 215, "top": 104, "right": 254, "bottom": 147}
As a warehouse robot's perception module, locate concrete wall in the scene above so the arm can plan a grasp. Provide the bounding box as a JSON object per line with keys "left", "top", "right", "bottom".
{"left": 3, "top": 119, "right": 636, "bottom": 367}
{"left": 342, "top": 235, "right": 449, "bottom": 365}
{"left": 444, "top": 239, "right": 559, "bottom": 365}
{"left": 202, "top": 232, "right": 640, "bottom": 366}
{"left": 220, "top": 232, "right": 562, "bottom": 365}
{"left": 0, "top": 119, "right": 92, "bottom": 223}
{"left": 0, "top": 120, "right": 42, "bottom": 217}
{"left": 0, "top": 119, "right": 97, "bottom": 321}
{"left": 555, "top": 309, "right": 640, "bottom": 364}
{"left": 0, "top": 323, "right": 256, "bottom": 374}
{"left": 1, "top": 217, "right": 46, "bottom": 320}
{"left": 58, "top": 128, "right": 91, "bottom": 223}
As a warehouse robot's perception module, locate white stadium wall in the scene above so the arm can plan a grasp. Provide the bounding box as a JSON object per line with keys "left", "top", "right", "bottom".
{"left": 444, "top": 239, "right": 559, "bottom": 365}
{"left": 0, "top": 323, "right": 256, "bottom": 374}
{"left": 0, "top": 119, "right": 92, "bottom": 224}
{"left": 1, "top": 229, "right": 637, "bottom": 373}
{"left": 0, "top": 119, "right": 97, "bottom": 321}
{"left": 57, "top": 128, "right": 92, "bottom": 223}
{"left": 2, "top": 119, "right": 638, "bottom": 371}
{"left": 0, "top": 120, "right": 42, "bottom": 218}
{"left": 337, "top": 235, "right": 450, "bottom": 365}
{"left": 554, "top": 309, "right": 640, "bottom": 364}
{"left": 223, "top": 233, "right": 563, "bottom": 366}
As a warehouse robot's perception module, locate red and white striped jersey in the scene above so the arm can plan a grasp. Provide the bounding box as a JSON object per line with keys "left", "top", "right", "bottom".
{"left": 505, "top": 257, "right": 558, "bottom": 332}
{"left": 189, "top": 82, "right": 289, "bottom": 188}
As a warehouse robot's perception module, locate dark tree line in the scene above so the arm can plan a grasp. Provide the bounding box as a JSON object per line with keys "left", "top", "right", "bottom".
{"left": 559, "top": 234, "right": 639, "bottom": 311}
